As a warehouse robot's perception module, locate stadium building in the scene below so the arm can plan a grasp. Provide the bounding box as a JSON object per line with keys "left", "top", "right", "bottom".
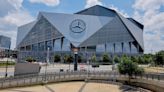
{"left": 16, "top": 5, "right": 144, "bottom": 62}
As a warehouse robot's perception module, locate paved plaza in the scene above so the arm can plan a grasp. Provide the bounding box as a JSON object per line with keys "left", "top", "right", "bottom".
{"left": 0, "top": 82, "right": 138, "bottom": 92}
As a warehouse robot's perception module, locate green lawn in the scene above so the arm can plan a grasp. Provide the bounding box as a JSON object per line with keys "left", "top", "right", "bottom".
{"left": 0, "top": 62, "right": 15, "bottom": 67}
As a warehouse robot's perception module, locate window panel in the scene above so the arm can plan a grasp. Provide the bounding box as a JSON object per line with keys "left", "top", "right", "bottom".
{"left": 54, "top": 39, "right": 61, "bottom": 51}
{"left": 96, "top": 44, "right": 105, "bottom": 52}
{"left": 62, "top": 38, "right": 70, "bottom": 51}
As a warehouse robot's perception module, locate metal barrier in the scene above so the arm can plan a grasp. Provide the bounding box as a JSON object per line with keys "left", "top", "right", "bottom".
{"left": 0, "top": 71, "right": 164, "bottom": 90}
{"left": 0, "top": 71, "right": 114, "bottom": 89}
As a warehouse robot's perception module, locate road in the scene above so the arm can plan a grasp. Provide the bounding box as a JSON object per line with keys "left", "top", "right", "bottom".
{"left": 0, "top": 64, "right": 113, "bottom": 77}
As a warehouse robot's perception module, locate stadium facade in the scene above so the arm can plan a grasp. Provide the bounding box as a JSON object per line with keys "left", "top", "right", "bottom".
{"left": 16, "top": 5, "right": 144, "bottom": 62}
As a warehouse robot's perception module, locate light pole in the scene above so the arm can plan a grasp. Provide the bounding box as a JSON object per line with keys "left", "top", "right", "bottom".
{"left": 73, "top": 48, "right": 78, "bottom": 71}
{"left": 44, "top": 47, "right": 50, "bottom": 83}
{"left": 86, "top": 52, "right": 89, "bottom": 78}
{"left": 5, "top": 45, "right": 10, "bottom": 78}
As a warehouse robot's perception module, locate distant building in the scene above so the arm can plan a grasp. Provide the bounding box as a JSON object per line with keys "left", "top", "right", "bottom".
{"left": 16, "top": 5, "right": 144, "bottom": 62}
{"left": 0, "top": 35, "right": 12, "bottom": 58}
{"left": 0, "top": 35, "right": 11, "bottom": 49}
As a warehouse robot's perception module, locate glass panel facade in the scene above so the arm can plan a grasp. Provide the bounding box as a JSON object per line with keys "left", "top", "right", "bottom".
{"left": 131, "top": 43, "right": 138, "bottom": 53}
{"left": 26, "top": 45, "right": 31, "bottom": 51}
{"left": 54, "top": 39, "right": 61, "bottom": 51}
{"left": 62, "top": 38, "right": 70, "bottom": 51}
{"left": 106, "top": 43, "right": 114, "bottom": 53}
{"left": 38, "top": 42, "right": 45, "bottom": 51}
{"left": 115, "top": 42, "right": 122, "bottom": 53}
{"left": 96, "top": 44, "right": 105, "bottom": 52}
{"left": 32, "top": 44, "right": 38, "bottom": 51}
{"left": 46, "top": 40, "right": 53, "bottom": 51}
{"left": 123, "top": 42, "right": 130, "bottom": 53}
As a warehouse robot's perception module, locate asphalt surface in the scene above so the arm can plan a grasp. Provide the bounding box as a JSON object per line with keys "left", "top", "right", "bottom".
{"left": 0, "top": 64, "right": 114, "bottom": 77}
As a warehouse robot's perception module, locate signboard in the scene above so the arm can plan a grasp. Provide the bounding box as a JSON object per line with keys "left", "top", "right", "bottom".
{"left": 14, "top": 63, "right": 40, "bottom": 76}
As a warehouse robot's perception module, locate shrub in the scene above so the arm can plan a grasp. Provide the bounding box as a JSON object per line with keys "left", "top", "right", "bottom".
{"left": 54, "top": 55, "right": 61, "bottom": 62}
{"left": 113, "top": 55, "right": 120, "bottom": 63}
{"left": 118, "top": 56, "right": 144, "bottom": 78}
{"left": 26, "top": 57, "right": 36, "bottom": 62}
{"left": 91, "top": 54, "right": 97, "bottom": 63}
{"left": 102, "top": 53, "right": 112, "bottom": 63}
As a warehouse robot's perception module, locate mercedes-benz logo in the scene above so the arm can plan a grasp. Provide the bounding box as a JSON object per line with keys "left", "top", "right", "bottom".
{"left": 70, "top": 19, "right": 86, "bottom": 33}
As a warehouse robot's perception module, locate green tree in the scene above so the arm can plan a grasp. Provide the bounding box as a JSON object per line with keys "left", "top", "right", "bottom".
{"left": 91, "top": 54, "right": 99, "bottom": 69}
{"left": 91, "top": 54, "right": 97, "bottom": 63}
{"left": 78, "top": 55, "right": 82, "bottom": 63}
{"left": 113, "top": 55, "right": 120, "bottom": 63}
{"left": 143, "top": 54, "right": 153, "bottom": 64}
{"left": 102, "top": 53, "right": 112, "bottom": 64}
{"left": 67, "top": 55, "right": 73, "bottom": 63}
{"left": 138, "top": 56, "right": 145, "bottom": 64}
{"left": 118, "top": 56, "right": 144, "bottom": 80}
{"left": 131, "top": 56, "right": 138, "bottom": 63}
{"left": 63, "top": 55, "right": 68, "bottom": 63}
{"left": 67, "top": 55, "right": 73, "bottom": 70}
{"left": 54, "top": 54, "right": 61, "bottom": 62}
{"left": 154, "top": 50, "right": 164, "bottom": 66}
{"left": 26, "top": 57, "right": 36, "bottom": 63}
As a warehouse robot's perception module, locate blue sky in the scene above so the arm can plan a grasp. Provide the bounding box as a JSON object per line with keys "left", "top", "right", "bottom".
{"left": 0, "top": 0, "right": 163, "bottom": 53}
{"left": 22, "top": 0, "right": 135, "bottom": 17}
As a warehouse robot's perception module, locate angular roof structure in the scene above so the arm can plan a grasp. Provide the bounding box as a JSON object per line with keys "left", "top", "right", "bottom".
{"left": 17, "top": 5, "right": 144, "bottom": 52}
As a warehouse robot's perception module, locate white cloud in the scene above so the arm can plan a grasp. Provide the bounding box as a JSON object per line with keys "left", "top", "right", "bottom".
{"left": 132, "top": 0, "right": 164, "bottom": 53}
{"left": 3, "top": 10, "right": 34, "bottom": 26}
{"left": 108, "top": 5, "right": 129, "bottom": 17}
{"left": 0, "top": 0, "right": 34, "bottom": 49}
{"left": 29, "top": 0, "right": 60, "bottom": 6}
{"left": 0, "top": 0, "right": 23, "bottom": 17}
{"left": 133, "top": 0, "right": 164, "bottom": 11}
{"left": 8, "top": 0, "right": 24, "bottom": 10}
{"left": 85, "top": 0, "right": 102, "bottom": 8}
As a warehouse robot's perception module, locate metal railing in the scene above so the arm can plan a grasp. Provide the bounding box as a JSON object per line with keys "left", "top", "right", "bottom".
{"left": 0, "top": 71, "right": 164, "bottom": 89}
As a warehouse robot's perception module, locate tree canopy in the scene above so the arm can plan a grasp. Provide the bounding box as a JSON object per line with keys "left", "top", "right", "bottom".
{"left": 118, "top": 56, "right": 144, "bottom": 77}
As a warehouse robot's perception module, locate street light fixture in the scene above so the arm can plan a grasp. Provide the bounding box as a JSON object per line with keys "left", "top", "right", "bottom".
{"left": 86, "top": 52, "right": 89, "bottom": 78}
{"left": 44, "top": 47, "right": 50, "bottom": 83}
{"left": 72, "top": 48, "right": 78, "bottom": 71}
{"left": 5, "top": 45, "right": 10, "bottom": 78}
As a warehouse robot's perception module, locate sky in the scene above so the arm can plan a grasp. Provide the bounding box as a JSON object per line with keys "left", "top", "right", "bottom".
{"left": 0, "top": 0, "right": 163, "bottom": 54}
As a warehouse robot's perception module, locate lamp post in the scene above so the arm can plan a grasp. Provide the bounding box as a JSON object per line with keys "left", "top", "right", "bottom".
{"left": 72, "top": 48, "right": 78, "bottom": 71}
{"left": 44, "top": 47, "right": 50, "bottom": 83}
{"left": 86, "top": 52, "right": 89, "bottom": 78}
{"left": 5, "top": 45, "right": 10, "bottom": 78}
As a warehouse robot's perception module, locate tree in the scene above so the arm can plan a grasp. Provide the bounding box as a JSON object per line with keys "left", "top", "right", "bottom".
{"left": 143, "top": 54, "right": 153, "bottom": 64}
{"left": 154, "top": 50, "right": 164, "bottom": 66}
{"left": 63, "top": 55, "right": 68, "bottom": 63}
{"left": 118, "top": 56, "right": 144, "bottom": 80}
{"left": 102, "top": 53, "right": 112, "bottom": 64}
{"left": 26, "top": 57, "right": 36, "bottom": 63}
{"left": 78, "top": 55, "right": 82, "bottom": 63}
{"left": 113, "top": 55, "right": 120, "bottom": 63}
{"left": 138, "top": 56, "right": 145, "bottom": 64}
{"left": 54, "top": 54, "right": 61, "bottom": 62}
{"left": 91, "top": 54, "right": 99, "bottom": 68}
{"left": 131, "top": 56, "right": 138, "bottom": 63}
{"left": 66, "top": 55, "right": 73, "bottom": 71}
{"left": 91, "top": 54, "right": 97, "bottom": 64}
{"left": 67, "top": 55, "right": 73, "bottom": 63}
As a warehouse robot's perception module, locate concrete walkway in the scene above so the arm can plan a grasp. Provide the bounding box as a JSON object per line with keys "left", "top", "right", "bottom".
{"left": 0, "top": 82, "right": 134, "bottom": 92}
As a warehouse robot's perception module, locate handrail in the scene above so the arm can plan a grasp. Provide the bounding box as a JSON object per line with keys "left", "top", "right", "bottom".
{"left": 0, "top": 71, "right": 164, "bottom": 91}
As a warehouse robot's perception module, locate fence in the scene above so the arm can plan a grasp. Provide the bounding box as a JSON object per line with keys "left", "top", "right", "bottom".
{"left": 0, "top": 71, "right": 164, "bottom": 91}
